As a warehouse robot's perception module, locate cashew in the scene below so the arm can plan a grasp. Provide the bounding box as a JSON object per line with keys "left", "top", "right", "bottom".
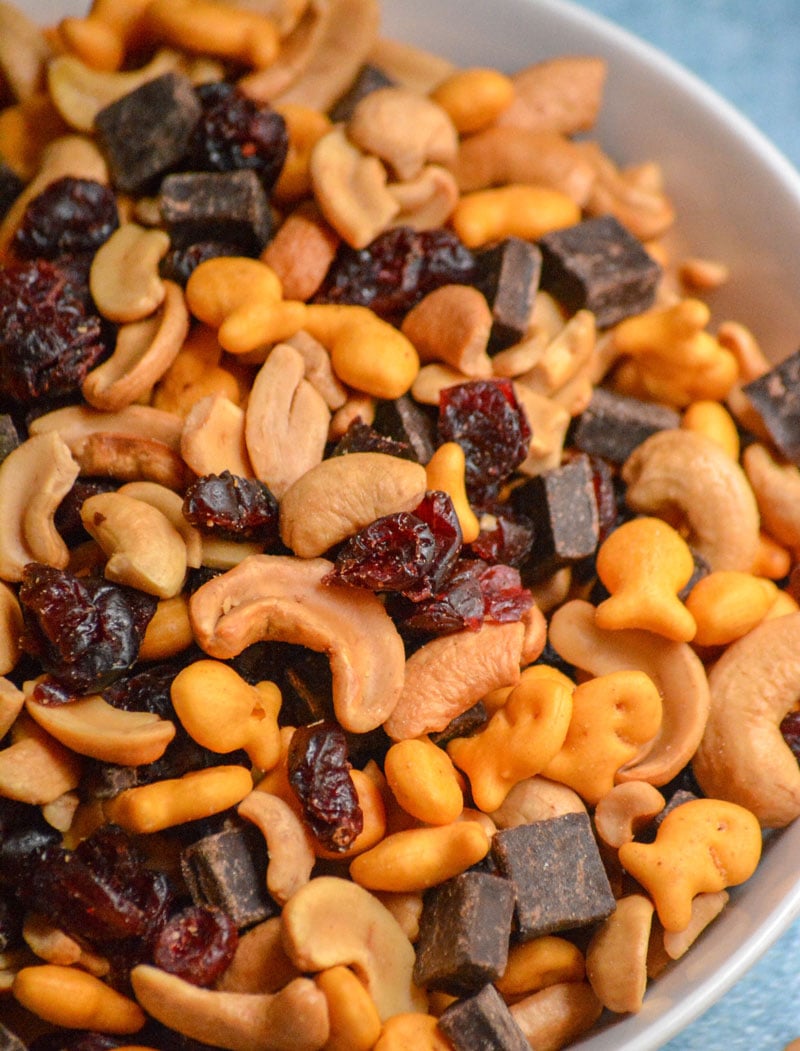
{"left": 579, "top": 141, "right": 676, "bottom": 242}
{"left": 280, "top": 876, "right": 427, "bottom": 1020}
{"left": 401, "top": 284, "right": 493, "bottom": 378}
{"left": 90, "top": 223, "right": 171, "bottom": 323}
{"left": 238, "top": 791, "right": 315, "bottom": 904}
{"left": 693, "top": 612, "right": 800, "bottom": 827}
{"left": 82, "top": 280, "right": 189, "bottom": 412}
{"left": 245, "top": 343, "right": 330, "bottom": 498}
{"left": 0, "top": 0, "right": 52, "bottom": 102}
{"left": 509, "top": 982, "right": 603, "bottom": 1051}
{"left": 25, "top": 691, "right": 175, "bottom": 766}
{"left": 622, "top": 429, "right": 760, "bottom": 571}
{"left": 0, "top": 713, "right": 82, "bottom": 805}
{"left": 490, "top": 776, "right": 586, "bottom": 828}
{"left": 189, "top": 554, "right": 406, "bottom": 733}
{"left": 0, "top": 582, "right": 21, "bottom": 679}
{"left": 23, "top": 913, "right": 109, "bottom": 976}
{"left": 181, "top": 394, "right": 254, "bottom": 478}
{"left": 743, "top": 442, "right": 800, "bottom": 548}
{"left": 279, "top": 452, "right": 427, "bottom": 558}
{"left": 548, "top": 599, "right": 710, "bottom": 786}
{"left": 348, "top": 87, "right": 458, "bottom": 182}
{"left": 236, "top": 0, "right": 335, "bottom": 100}
{"left": 389, "top": 165, "right": 460, "bottom": 231}
{"left": 497, "top": 56, "right": 607, "bottom": 135}
{"left": 118, "top": 481, "right": 203, "bottom": 569}
{"left": 286, "top": 330, "right": 348, "bottom": 409}
{"left": 261, "top": 203, "right": 340, "bottom": 303}
{"left": 80, "top": 491, "right": 187, "bottom": 598}
{"left": 47, "top": 50, "right": 180, "bottom": 132}
{"left": 0, "top": 433, "right": 79, "bottom": 583}
{"left": 310, "top": 124, "right": 399, "bottom": 249}
{"left": 0, "top": 678, "right": 24, "bottom": 739}
{"left": 516, "top": 310, "right": 596, "bottom": 398}
{"left": 131, "top": 966, "right": 329, "bottom": 1051}
{"left": 367, "top": 37, "right": 455, "bottom": 95}
{"left": 74, "top": 432, "right": 193, "bottom": 491}
{"left": 218, "top": 917, "right": 301, "bottom": 995}
{"left": 594, "top": 781, "right": 666, "bottom": 849}
{"left": 513, "top": 385, "right": 571, "bottom": 477}
{"left": 29, "top": 404, "right": 183, "bottom": 453}
{"left": 586, "top": 895, "right": 654, "bottom": 1013}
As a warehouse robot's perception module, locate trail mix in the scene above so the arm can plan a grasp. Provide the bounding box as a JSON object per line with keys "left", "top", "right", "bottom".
{"left": 1, "top": 0, "right": 800, "bottom": 1048}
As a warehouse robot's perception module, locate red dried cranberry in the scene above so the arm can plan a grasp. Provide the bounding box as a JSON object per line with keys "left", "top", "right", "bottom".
{"left": 331, "top": 418, "right": 414, "bottom": 459}
{"left": 0, "top": 259, "right": 107, "bottom": 404}
{"left": 314, "top": 226, "right": 476, "bottom": 321}
{"left": 468, "top": 512, "right": 534, "bottom": 566}
{"left": 182, "top": 470, "right": 279, "bottom": 543}
{"left": 438, "top": 379, "right": 531, "bottom": 508}
{"left": 288, "top": 722, "right": 363, "bottom": 852}
{"left": 408, "top": 491, "right": 463, "bottom": 599}
{"left": 54, "top": 477, "right": 118, "bottom": 547}
{"left": 19, "top": 563, "right": 157, "bottom": 696}
{"left": 152, "top": 905, "right": 238, "bottom": 986}
{"left": 191, "top": 82, "right": 288, "bottom": 191}
{"left": 13, "top": 177, "right": 118, "bottom": 259}
{"left": 159, "top": 240, "right": 243, "bottom": 286}
{"left": 780, "top": 710, "right": 800, "bottom": 762}
{"left": 391, "top": 558, "right": 485, "bottom": 637}
{"left": 479, "top": 563, "right": 533, "bottom": 622}
{"left": 328, "top": 511, "right": 437, "bottom": 591}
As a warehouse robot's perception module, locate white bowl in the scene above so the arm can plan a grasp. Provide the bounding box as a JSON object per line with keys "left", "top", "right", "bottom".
{"left": 17, "top": 0, "right": 800, "bottom": 1048}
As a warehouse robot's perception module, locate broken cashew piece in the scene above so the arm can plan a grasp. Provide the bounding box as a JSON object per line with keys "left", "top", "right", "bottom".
{"left": 389, "top": 164, "right": 460, "bottom": 231}
{"left": 131, "top": 966, "right": 329, "bottom": 1051}
{"left": 586, "top": 894, "right": 654, "bottom": 1013}
{"left": 281, "top": 875, "right": 427, "bottom": 1020}
{"left": 238, "top": 791, "right": 315, "bottom": 904}
{"left": 693, "top": 611, "right": 800, "bottom": 827}
{"left": 189, "top": 554, "right": 406, "bottom": 733}
{"left": 181, "top": 394, "right": 254, "bottom": 478}
{"left": 0, "top": 714, "right": 82, "bottom": 805}
{"left": 0, "top": 432, "right": 79, "bottom": 583}
{"left": 622, "top": 429, "right": 760, "bottom": 571}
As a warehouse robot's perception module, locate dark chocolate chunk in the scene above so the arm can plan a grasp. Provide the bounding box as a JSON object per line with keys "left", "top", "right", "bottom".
{"left": 430, "top": 701, "right": 489, "bottom": 747}
{"left": 742, "top": 348, "right": 800, "bottom": 463}
{"left": 0, "top": 415, "right": 19, "bottom": 466}
{"left": 569, "top": 386, "right": 680, "bottom": 464}
{"left": 0, "top": 162, "right": 24, "bottom": 222}
{"left": 414, "top": 871, "right": 515, "bottom": 994}
{"left": 437, "top": 983, "right": 530, "bottom": 1051}
{"left": 181, "top": 823, "right": 276, "bottom": 928}
{"left": 538, "top": 214, "right": 661, "bottom": 327}
{"left": 94, "top": 72, "right": 202, "bottom": 194}
{"left": 474, "top": 237, "right": 542, "bottom": 351}
{"left": 492, "top": 812, "right": 615, "bottom": 939}
{"left": 329, "top": 63, "right": 395, "bottom": 122}
{"left": 512, "top": 453, "right": 600, "bottom": 580}
{"left": 160, "top": 170, "right": 272, "bottom": 253}
{"left": 373, "top": 394, "right": 437, "bottom": 464}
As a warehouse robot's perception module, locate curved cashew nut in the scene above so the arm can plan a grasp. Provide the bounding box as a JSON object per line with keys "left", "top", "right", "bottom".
{"left": 131, "top": 966, "right": 329, "bottom": 1051}
{"left": 497, "top": 56, "right": 607, "bottom": 136}
{"left": 90, "top": 223, "right": 170, "bottom": 324}
{"left": 118, "top": 481, "right": 203, "bottom": 569}
{"left": 693, "top": 611, "right": 800, "bottom": 827}
{"left": 238, "top": 791, "right": 315, "bottom": 904}
{"left": 280, "top": 875, "right": 427, "bottom": 1020}
{"left": 586, "top": 894, "right": 654, "bottom": 1014}
{"left": 0, "top": 583, "right": 22, "bottom": 676}
{"left": 0, "top": 713, "right": 82, "bottom": 805}
{"left": 181, "top": 394, "right": 254, "bottom": 479}
{"left": 622, "top": 429, "right": 760, "bottom": 571}
{"left": 218, "top": 917, "right": 301, "bottom": 995}
{"left": 29, "top": 403, "right": 184, "bottom": 452}
{"left": 0, "top": 677, "right": 25, "bottom": 739}
{"left": 389, "top": 165, "right": 460, "bottom": 231}
{"left": 82, "top": 280, "right": 189, "bottom": 413}
{"left": 189, "top": 554, "right": 406, "bottom": 733}
{"left": 742, "top": 442, "right": 800, "bottom": 548}
{"left": 490, "top": 775, "right": 586, "bottom": 828}
{"left": 548, "top": 600, "right": 710, "bottom": 786}
{"left": 0, "top": 432, "right": 79, "bottom": 583}
{"left": 593, "top": 781, "right": 666, "bottom": 849}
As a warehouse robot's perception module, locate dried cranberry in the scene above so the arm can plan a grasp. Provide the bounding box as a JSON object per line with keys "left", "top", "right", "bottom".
{"left": 467, "top": 512, "right": 534, "bottom": 566}
{"left": 183, "top": 470, "right": 280, "bottom": 543}
{"left": 438, "top": 378, "right": 532, "bottom": 507}
{"left": 153, "top": 905, "right": 238, "bottom": 986}
{"left": 103, "top": 661, "right": 178, "bottom": 720}
{"left": 331, "top": 418, "right": 414, "bottom": 459}
{"left": 0, "top": 258, "right": 107, "bottom": 404}
{"left": 19, "top": 563, "right": 157, "bottom": 696}
{"left": 288, "top": 722, "right": 363, "bottom": 852}
{"left": 781, "top": 710, "right": 800, "bottom": 762}
{"left": 191, "top": 82, "right": 288, "bottom": 191}
{"left": 159, "top": 240, "right": 243, "bottom": 285}
{"left": 14, "top": 177, "right": 119, "bottom": 259}
{"left": 479, "top": 563, "right": 533, "bottom": 622}
{"left": 54, "top": 477, "right": 118, "bottom": 547}
{"left": 408, "top": 491, "right": 463, "bottom": 599}
{"left": 391, "top": 558, "right": 485, "bottom": 637}
{"left": 314, "top": 226, "right": 477, "bottom": 321}
{"left": 329, "top": 511, "right": 437, "bottom": 591}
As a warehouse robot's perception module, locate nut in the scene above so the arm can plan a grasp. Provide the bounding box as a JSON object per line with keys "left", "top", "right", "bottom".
{"left": 593, "top": 781, "right": 666, "bottom": 849}
{"left": 388, "top": 164, "right": 460, "bottom": 231}
{"left": 0, "top": 0, "right": 52, "bottom": 102}
{"left": 742, "top": 442, "right": 800, "bottom": 548}
{"left": 0, "top": 677, "right": 25, "bottom": 739}
{"left": 89, "top": 223, "right": 171, "bottom": 323}
{"left": 218, "top": 917, "right": 300, "bottom": 995}
{"left": 286, "top": 330, "right": 348, "bottom": 409}
{"left": 497, "top": 56, "right": 607, "bottom": 135}
{"left": 509, "top": 982, "right": 603, "bottom": 1050}
{"left": 118, "top": 480, "right": 203, "bottom": 569}
{"left": 29, "top": 403, "right": 183, "bottom": 453}
{"left": 585, "top": 894, "right": 654, "bottom": 1013}
{"left": 401, "top": 284, "right": 493, "bottom": 378}
{"left": 181, "top": 394, "right": 254, "bottom": 478}
{"left": 260, "top": 201, "right": 340, "bottom": 301}
{"left": 0, "top": 713, "right": 82, "bottom": 805}
{"left": 238, "top": 791, "right": 316, "bottom": 904}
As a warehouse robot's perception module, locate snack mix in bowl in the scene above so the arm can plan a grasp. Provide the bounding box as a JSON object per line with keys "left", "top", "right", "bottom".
{"left": 0, "top": 0, "right": 799, "bottom": 1049}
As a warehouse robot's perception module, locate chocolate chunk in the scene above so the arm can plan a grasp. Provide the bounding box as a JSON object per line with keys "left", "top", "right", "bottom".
{"left": 94, "top": 72, "right": 202, "bottom": 194}
{"left": 742, "top": 348, "right": 800, "bottom": 463}
{"left": 329, "top": 63, "right": 395, "bottom": 122}
{"left": 538, "top": 214, "right": 661, "bottom": 327}
{"left": 414, "top": 871, "right": 515, "bottom": 994}
{"left": 437, "top": 983, "right": 530, "bottom": 1051}
{"left": 474, "top": 237, "right": 542, "bottom": 351}
{"left": 430, "top": 701, "right": 489, "bottom": 747}
{"left": 569, "top": 386, "right": 681, "bottom": 464}
{"left": 0, "top": 415, "right": 19, "bottom": 466}
{"left": 511, "top": 453, "right": 599, "bottom": 580}
{"left": 181, "top": 823, "right": 276, "bottom": 928}
{"left": 373, "top": 394, "right": 437, "bottom": 464}
{"left": 160, "top": 170, "right": 272, "bottom": 253}
{"left": 0, "top": 161, "right": 24, "bottom": 222}
{"left": 492, "top": 812, "right": 615, "bottom": 939}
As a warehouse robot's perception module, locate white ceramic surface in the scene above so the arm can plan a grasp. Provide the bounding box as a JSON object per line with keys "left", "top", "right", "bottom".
{"left": 15, "top": 1, "right": 800, "bottom": 1048}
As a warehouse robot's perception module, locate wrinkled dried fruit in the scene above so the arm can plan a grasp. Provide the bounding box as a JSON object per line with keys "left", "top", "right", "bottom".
{"left": 780, "top": 710, "right": 800, "bottom": 763}
{"left": 152, "top": 904, "right": 238, "bottom": 986}
{"left": 182, "top": 470, "right": 280, "bottom": 543}
{"left": 14, "top": 177, "right": 119, "bottom": 260}
{"left": 159, "top": 239, "right": 243, "bottom": 285}
{"left": 288, "top": 721, "right": 363, "bottom": 852}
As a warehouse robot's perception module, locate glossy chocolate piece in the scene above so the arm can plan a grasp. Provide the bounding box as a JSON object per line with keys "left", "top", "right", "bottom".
{"left": 437, "top": 983, "right": 530, "bottom": 1051}
{"left": 538, "top": 214, "right": 661, "bottom": 327}
{"left": 570, "top": 386, "right": 681, "bottom": 464}
{"left": 474, "top": 236, "right": 542, "bottom": 351}
{"left": 373, "top": 393, "right": 438, "bottom": 464}
{"left": 181, "top": 823, "right": 276, "bottom": 928}
{"left": 742, "top": 348, "right": 800, "bottom": 463}
{"left": 160, "top": 170, "right": 272, "bottom": 253}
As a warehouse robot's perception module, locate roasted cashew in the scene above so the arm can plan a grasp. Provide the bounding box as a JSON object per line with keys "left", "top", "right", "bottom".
{"left": 131, "top": 966, "right": 329, "bottom": 1051}
{"left": 742, "top": 442, "right": 800, "bottom": 548}
{"left": 509, "top": 982, "right": 603, "bottom": 1050}
{"left": 82, "top": 280, "right": 189, "bottom": 412}
{"left": 89, "top": 223, "right": 171, "bottom": 324}
{"left": 548, "top": 599, "right": 710, "bottom": 786}
{"left": 238, "top": 791, "right": 315, "bottom": 904}
{"left": 23, "top": 913, "right": 108, "bottom": 976}
{"left": 245, "top": 343, "right": 330, "bottom": 498}
{"left": 693, "top": 612, "right": 800, "bottom": 827}
{"left": 29, "top": 403, "right": 183, "bottom": 453}
{"left": 287, "top": 330, "right": 348, "bottom": 409}
{"left": 0, "top": 433, "right": 79, "bottom": 583}
{"left": 580, "top": 141, "right": 676, "bottom": 242}
{"left": 586, "top": 894, "right": 654, "bottom": 1013}
{"left": 280, "top": 875, "right": 427, "bottom": 1020}
{"left": 80, "top": 491, "right": 187, "bottom": 598}
{"left": 218, "top": 917, "right": 300, "bottom": 995}
{"left": 489, "top": 775, "right": 586, "bottom": 828}
{"left": 401, "top": 284, "right": 493, "bottom": 378}
{"left": 388, "top": 164, "right": 460, "bottom": 231}
{"left": 0, "top": 589, "right": 23, "bottom": 676}
{"left": 593, "top": 781, "right": 666, "bottom": 849}
{"left": 622, "top": 429, "right": 760, "bottom": 571}
{"left": 118, "top": 481, "right": 203, "bottom": 569}
{"left": 181, "top": 394, "right": 254, "bottom": 478}
{"left": 0, "top": 0, "right": 52, "bottom": 102}
{"left": 497, "top": 56, "right": 607, "bottom": 136}
{"left": 0, "top": 713, "right": 82, "bottom": 805}
{"left": 74, "top": 433, "right": 192, "bottom": 491}
{"left": 0, "top": 678, "right": 24, "bottom": 740}
{"left": 279, "top": 452, "right": 427, "bottom": 558}
{"left": 189, "top": 554, "right": 406, "bottom": 733}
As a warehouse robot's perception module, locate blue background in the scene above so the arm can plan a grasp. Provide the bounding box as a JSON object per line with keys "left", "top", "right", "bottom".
{"left": 575, "top": 3, "right": 800, "bottom": 1047}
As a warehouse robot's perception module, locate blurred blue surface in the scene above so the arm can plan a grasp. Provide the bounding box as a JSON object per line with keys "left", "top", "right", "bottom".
{"left": 575, "top": 5, "right": 800, "bottom": 1046}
